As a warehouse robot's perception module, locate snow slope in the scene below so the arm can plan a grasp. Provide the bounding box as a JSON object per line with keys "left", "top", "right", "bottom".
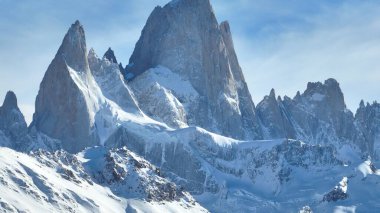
{"left": 0, "top": 147, "right": 207, "bottom": 213}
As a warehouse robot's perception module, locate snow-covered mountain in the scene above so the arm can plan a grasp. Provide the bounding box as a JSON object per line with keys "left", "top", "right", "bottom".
{"left": 1, "top": 0, "right": 380, "bottom": 212}
{"left": 127, "top": 0, "right": 261, "bottom": 140}
{"left": 0, "top": 146, "right": 206, "bottom": 212}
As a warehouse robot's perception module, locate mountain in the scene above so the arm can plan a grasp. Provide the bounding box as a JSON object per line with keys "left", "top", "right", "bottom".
{"left": 0, "top": 91, "right": 60, "bottom": 152}
{"left": 355, "top": 101, "right": 380, "bottom": 157}
{"left": 1, "top": 0, "right": 380, "bottom": 212}
{"left": 31, "top": 21, "right": 102, "bottom": 153}
{"left": 0, "top": 91, "right": 28, "bottom": 148}
{"left": 127, "top": 0, "right": 262, "bottom": 140}
{"left": 257, "top": 79, "right": 372, "bottom": 156}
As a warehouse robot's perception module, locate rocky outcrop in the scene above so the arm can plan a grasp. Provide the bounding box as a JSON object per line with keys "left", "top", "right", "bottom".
{"left": 0, "top": 91, "right": 61, "bottom": 151}
{"left": 128, "top": 0, "right": 262, "bottom": 139}
{"left": 322, "top": 177, "right": 349, "bottom": 202}
{"left": 88, "top": 48, "right": 141, "bottom": 114}
{"left": 31, "top": 21, "right": 101, "bottom": 153}
{"left": 258, "top": 79, "right": 366, "bottom": 153}
{"left": 256, "top": 89, "right": 296, "bottom": 139}
{"left": 103, "top": 47, "right": 118, "bottom": 64}
{"left": 281, "top": 78, "right": 358, "bottom": 146}
{"left": 103, "top": 47, "right": 125, "bottom": 73}
{"left": 0, "top": 91, "right": 28, "bottom": 144}
{"left": 355, "top": 101, "right": 380, "bottom": 157}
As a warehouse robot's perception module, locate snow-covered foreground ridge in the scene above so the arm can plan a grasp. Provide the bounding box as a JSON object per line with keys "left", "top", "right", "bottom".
{"left": 0, "top": 147, "right": 207, "bottom": 212}
{"left": 1, "top": 0, "right": 380, "bottom": 212}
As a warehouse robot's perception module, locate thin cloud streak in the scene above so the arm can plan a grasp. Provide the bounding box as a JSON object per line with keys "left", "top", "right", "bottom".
{"left": 225, "top": 0, "right": 380, "bottom": 110}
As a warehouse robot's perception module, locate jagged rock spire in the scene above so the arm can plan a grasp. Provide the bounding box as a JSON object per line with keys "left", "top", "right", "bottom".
{"left": 32, "top": 20, "right": 100, "bottom": 153}
{"left": 0, "top": 91, "right": 28, "bottom": 141}
{"left": 359, "top": 100, "right": 365, "bottom": 108}
{"left": 103, "top": 47, "right": 118, "bottom": 64}
{"left": 269, "top": 88, "right": 276, "bottom": 98}
{"left": 294, "top": 91, "right": 301, "bottom": 100}
{"left": 56, "top": 20, "right": 88, "bottom": 73}
{"left": 2, "top": 91, "right": 18, "bottom": 110}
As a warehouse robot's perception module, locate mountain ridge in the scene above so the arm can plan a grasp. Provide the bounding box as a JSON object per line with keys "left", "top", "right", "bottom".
{"left": 1, "top": 0, "right": 380, "bottom": 212}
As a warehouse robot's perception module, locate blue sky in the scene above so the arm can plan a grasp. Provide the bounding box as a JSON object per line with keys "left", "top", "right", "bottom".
{"left": 1, "top": 0, "right": 380, "bottom": 124}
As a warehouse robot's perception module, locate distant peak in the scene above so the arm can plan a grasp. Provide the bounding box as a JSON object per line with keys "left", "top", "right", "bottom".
{"left": 359, "top": 100, "right": 365, "bottom": 108}
{"left": 306, "top": 78, "right": 341, "bottom": 93}
{"left": 88, "top": 48, "right": 98, "bottom": 61}
{"left": 74, "top": 20, "right": 81, "bottom": 26}
{"left": 2, "top": 91, "right": 18, "bottom": 109}
{"left": 269, "top": 88, "right": 276, "bottom": 98}
{"left": 103, "top": 47, "right": 118, "bottom": 64}
{"left": 294, "top": 91, "right": 301, "bottom": 100}
{"left": 324, "top": 78, "right": 340, "bottom": 88}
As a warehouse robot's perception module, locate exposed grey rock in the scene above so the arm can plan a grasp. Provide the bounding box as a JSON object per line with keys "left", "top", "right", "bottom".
{"left": 355, "top": 101, "right": 380, "bottom": 157}
{"left": 256, "top": 89, "right": 296, "bottom": 139}
{"left": 322, "top": 177, "right": 348, "bottom": 202}
{"left": 128, "top": 0, "right": 262, "bottom": 139}
{"left": 31, "top": 21, "right": 100, "bottom": 153}
{"left": 103, "top": 47, "right": 126, "bottom": 75}
{"left": 258, "top": 79, "right": 365, "bottom": 152}
{"left": 0, "top": 91, "right": 61, "bottom": 152}
{"left": 103, "top": 47, "right": 118, "bottom": 64}
{"left": 88, "top": 48, "right": 142, "bottom": 114}
{"left": 0, "top": 91, "right": 28, "bottom": 143}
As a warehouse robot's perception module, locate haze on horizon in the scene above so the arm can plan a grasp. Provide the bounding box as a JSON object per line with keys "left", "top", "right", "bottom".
{"left": 1, "top": 0, "right": 380, "bottom": 124}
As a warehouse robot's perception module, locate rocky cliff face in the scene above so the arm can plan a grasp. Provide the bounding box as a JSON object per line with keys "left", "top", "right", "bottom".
{"left": 256, "top": 79, "right": 372, "bottom": 155}
{"left": 31, "top": 21, "right": 101, "bottom": 153}
{"left": 256, "top": 89, "right": 296, "bottom": 139}
{"left": 127, "top": 0, "right": 261, "bottom": 140}
{"left": 355, "top": 101, "right": 380, "bottom": 157}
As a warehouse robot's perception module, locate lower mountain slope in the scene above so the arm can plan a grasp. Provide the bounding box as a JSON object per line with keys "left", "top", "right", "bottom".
{"left": 0, "top": 146, "right": 207, "bottom": 213}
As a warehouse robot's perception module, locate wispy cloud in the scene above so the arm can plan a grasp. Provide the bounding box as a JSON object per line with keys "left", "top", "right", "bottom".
{"left": 214, "top": 0, "right": 380, "bottom": 110}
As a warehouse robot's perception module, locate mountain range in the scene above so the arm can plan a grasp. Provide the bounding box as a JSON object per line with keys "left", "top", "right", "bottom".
{"left": 1, "top": 0, "right": 380, "bottom": 212}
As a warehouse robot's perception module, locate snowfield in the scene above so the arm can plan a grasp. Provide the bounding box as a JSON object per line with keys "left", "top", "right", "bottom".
{"left": 0, "top": 147, "right": 208, "bottom": 213}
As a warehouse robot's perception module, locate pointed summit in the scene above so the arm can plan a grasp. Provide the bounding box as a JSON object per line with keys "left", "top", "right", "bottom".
{"left": 295, "top": 91, "right": 301, "bottom": 100}
{"left": 128, "top": 0, "right": 217, "bottom": 77}
{"left": 56, "top": 20, "right": 88, "bottom": 73}
{"left": 128, "top": 0, "right": 262, "bottom": 139}
{"left": 359, "top": 100, "right": 365, "bottom": 108}
{"left": 32, "top": 21, "right": 100, "bottom": 153}
{"left": 103, "top": 47, "right": 118, "bottom": 64}
{"left": 0, "top": 91, "right": 27, "bottom": 141}
{"left": 269, "top": 88, "right": 276, "bottom": 98}
{"left": 277, "top": 96, "right": 282, "bottom": 102}
{"left": 2, "top": 91, "right": 18, "bottom": 110}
